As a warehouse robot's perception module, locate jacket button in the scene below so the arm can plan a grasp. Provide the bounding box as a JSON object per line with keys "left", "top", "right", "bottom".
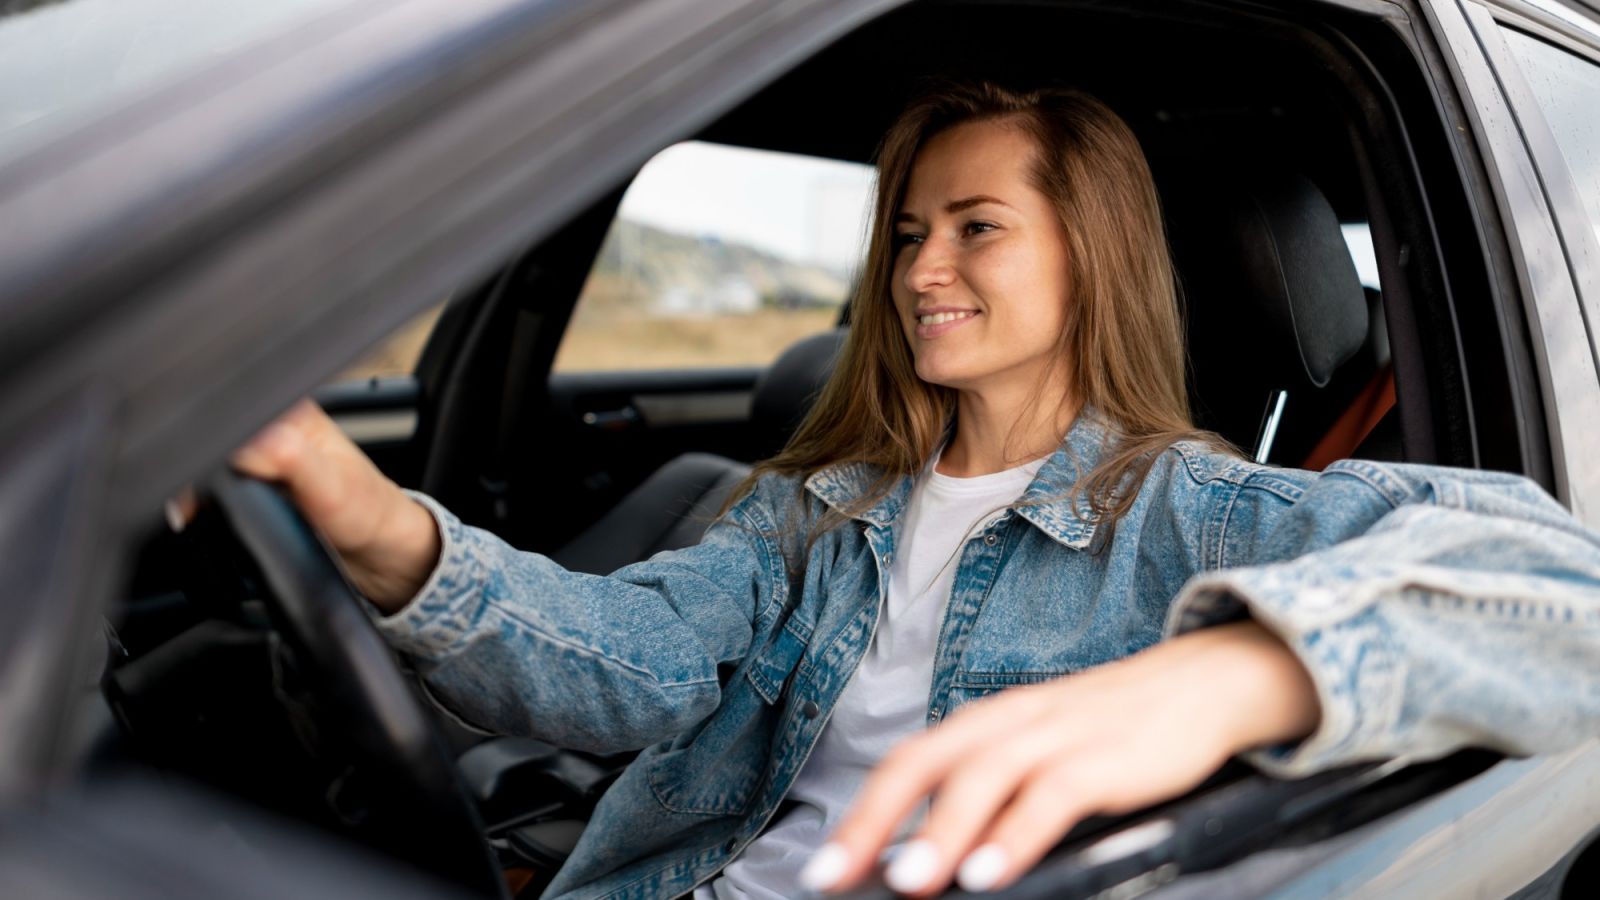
{"left": 984, "top": 533, "right": 999, "bottom": 546}
{"left": 801, "top": 700, "right": 821, "bottom": 719}
{"left": 883, "top": 552, "right": 893, "bottom": 565}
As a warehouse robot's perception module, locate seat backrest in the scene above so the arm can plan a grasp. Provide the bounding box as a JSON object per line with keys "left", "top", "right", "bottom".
{"left": 747, "top": 328, "right": 847, "bottom": 459}
{"left": 552, "top": 328, "right": 847, "bottom": 574}
{"left": 1161, "top": 164, "right": 1370, "bottom": 460}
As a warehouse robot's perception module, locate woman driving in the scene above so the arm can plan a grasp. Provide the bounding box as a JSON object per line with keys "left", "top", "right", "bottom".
{"left": 234, "top": 80, "right": 1600, "bottom": 899}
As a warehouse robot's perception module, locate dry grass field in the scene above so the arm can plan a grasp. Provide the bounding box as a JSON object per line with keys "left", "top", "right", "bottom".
{"left": 552, "top": 308, "right": 839, "bottom": 372}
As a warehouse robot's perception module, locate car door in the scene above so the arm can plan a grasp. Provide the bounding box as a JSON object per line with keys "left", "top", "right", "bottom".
{"left": 1171, "top": 1, "right": 1600, "bottom": 896}
{"left": 0, "top": 0, "right": 910, "bottom": 871}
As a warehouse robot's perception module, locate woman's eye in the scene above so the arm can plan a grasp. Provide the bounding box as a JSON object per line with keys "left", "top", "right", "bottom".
{"left": 963, "top": 221, "right": 997, "bottom": 236}
{"left": 893, "top": 232, "right": 924, "bottom": 248}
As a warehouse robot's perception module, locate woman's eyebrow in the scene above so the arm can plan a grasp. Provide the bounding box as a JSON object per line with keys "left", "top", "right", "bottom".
{"left": 895, "top": 195, "right": 1014, "bottom": 225}
{"left": 946, "top": 195, "right": 1013, "bottom": 213}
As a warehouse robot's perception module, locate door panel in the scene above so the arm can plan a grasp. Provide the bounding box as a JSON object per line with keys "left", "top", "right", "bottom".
{"left": 534, "top": 367, "right": 764, "bottom": 551}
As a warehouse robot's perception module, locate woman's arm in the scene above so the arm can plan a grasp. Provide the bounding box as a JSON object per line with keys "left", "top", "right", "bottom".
{"left": 1167, "top": 463, "right": 1600, "bottom": 776}
{"left": 233, "top": 401, "right": 782, "bottom": 753}
{"left": 812, "top": 459, "right": 1600, "bottom": 895}
{"left": 231, "top": 399, "right": 444, "bottom": 610}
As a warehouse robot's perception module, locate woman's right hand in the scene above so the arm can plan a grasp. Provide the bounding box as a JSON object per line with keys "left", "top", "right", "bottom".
{"left": 230, "top": 400, "right": 441, "bottom": 615}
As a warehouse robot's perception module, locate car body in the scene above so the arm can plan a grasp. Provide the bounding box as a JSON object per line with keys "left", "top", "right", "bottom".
{"left": 1, "top": 0, "right": 1599, "bottom": 896}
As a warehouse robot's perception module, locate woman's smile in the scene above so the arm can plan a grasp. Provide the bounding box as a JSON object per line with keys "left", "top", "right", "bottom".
{"left": 914, "top": 308, "right": 982, "bottom": 339}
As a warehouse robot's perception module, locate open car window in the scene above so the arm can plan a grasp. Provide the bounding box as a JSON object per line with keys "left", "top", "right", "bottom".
{"left": 552, "top": 141, "right": 872, "bottom": 373}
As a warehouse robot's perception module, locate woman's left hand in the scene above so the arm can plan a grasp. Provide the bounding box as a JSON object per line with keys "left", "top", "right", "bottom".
{"left": 801, "top": 620, "right": 1321, "bottom": 896}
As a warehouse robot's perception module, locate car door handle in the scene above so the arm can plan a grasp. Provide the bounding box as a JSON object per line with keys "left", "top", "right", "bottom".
{"left": 581, "top": 407, "right": 640, "bottom": 431}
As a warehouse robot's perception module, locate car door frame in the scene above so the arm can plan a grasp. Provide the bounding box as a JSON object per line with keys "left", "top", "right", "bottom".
{"left": 1192, "top": 0, "right": 1600, "bottom": 895}
{"left": 1428, "top": 0, "right": 1600, "bottom": 523}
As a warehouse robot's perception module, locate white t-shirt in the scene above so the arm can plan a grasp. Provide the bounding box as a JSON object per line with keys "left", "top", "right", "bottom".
{"left": 696, "top": 451, "right": 1047, "bottom": 899}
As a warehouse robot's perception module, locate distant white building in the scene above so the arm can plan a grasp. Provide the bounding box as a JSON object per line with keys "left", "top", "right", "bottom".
{"left": 656, "top": 276, "right": 761, "bottom": 316}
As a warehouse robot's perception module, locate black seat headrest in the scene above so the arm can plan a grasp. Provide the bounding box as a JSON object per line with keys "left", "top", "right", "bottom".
{"left": 749, "top": 327, "right": 846, "bottom": 456}
{"left": 1161, "top": 165, "right": 1368, "bottom": 449}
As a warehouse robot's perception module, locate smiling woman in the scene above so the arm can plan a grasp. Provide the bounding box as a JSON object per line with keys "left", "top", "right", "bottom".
{"left": 753, "top": 84, "right": 1201, "bottom": 529}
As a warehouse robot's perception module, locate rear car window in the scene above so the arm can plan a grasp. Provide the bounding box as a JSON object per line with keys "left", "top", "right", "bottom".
{"left": 552, "top": 141, "right": 873, "bottom": 373}
{"left": 1499, "top": 27, "right": 1600, "bottom": 246}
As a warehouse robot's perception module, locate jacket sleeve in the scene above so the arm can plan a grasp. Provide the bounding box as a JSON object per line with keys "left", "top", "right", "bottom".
{"left": 372, "top": 484, "right": 790, "bottom": 754}
{"left": 1163, "top": 459, "right": 1600, "bottom": 777}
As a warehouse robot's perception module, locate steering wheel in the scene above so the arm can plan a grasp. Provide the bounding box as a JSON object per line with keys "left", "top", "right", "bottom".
{"left": 206, "top": 471, "right": 506, "bottom": 898}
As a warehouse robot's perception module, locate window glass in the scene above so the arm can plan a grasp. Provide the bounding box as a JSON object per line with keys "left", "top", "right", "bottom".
{"left": 0, "top": 0, "right": 357, "bottom": 164}
{"left": 553, "top": 141, "right": 874, "bottom": 373}
{"left": 1500, "top": 28, "right": 1600, "bottom": 245}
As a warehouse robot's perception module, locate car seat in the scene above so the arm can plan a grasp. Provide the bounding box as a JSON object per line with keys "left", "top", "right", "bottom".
{"left": 1159, "top": 164, "right": 1375, "bottom": 463}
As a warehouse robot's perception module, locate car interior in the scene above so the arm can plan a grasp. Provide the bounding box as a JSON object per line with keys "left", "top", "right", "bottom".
{"left": 91, "top": 0, "right": 1552, "bottom": 897}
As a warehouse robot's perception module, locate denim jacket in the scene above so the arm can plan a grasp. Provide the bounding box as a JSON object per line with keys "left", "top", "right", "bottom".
{"left": 377, "top": 415, "right": 1600, "bottom": 900}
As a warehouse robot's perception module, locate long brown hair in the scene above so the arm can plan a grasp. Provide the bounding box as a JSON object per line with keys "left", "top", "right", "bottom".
{"left": 731, "top": 80, "right": 1229, "bottom": 539}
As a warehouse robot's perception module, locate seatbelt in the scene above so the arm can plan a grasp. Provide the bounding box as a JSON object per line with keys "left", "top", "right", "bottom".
{"left": 480, "top": 306, "right": 544, "bottom": 524}
{"left": 1300, "top": 364, "right": 1396, "bottom": 470}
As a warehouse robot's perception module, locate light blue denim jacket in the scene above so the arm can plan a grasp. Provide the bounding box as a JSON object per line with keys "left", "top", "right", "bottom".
{"left": 378, "top": 415, "right": 1600, "bottom": 900}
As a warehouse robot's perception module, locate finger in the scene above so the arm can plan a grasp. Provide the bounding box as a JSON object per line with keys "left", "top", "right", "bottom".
{"left": 230, "top": 416, "right": 307, "bottom": 480}
{"left": 163, "top": 486, "right": 199, "bottom": 532}
{"left": 887, "top": 734, "right": 1067, "bottom": 896}
{"left": 953, "top": 762, "right": 1096, "bottom": 893}
{"left": 815, "top": 691, "right": 1056, "bottom": 891}
{"left": 229, "top": 399, "right": 334, "bottom": 479}
{"left": 810, "top": 737, "right": 954, "bottom": 891}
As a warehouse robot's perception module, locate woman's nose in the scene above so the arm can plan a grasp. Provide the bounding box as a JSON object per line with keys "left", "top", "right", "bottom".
{"left": 903, "top": 238, "right": 956, "bottom": 293}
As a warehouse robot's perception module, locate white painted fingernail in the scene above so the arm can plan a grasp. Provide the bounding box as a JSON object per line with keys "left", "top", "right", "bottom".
{"left": 957, "top": 844, "right": 1008, "bottom": 892}
{"left": 884, "top": 839, "right": 939, "bottom": 894}
{"left": 800, "top": 843, "right": 849, "bottom": 892}
{"left": 164, "top": 499, "right": 187, "bottom": 533}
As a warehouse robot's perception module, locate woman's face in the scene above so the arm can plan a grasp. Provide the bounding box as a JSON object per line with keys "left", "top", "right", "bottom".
{"left": 891, "top": 119, "right": 1072, "bottom": 395}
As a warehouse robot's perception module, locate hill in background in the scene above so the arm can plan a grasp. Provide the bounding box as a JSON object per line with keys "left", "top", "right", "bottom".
{"left": 574, "top": 219, "right": 853, "bottom": 324}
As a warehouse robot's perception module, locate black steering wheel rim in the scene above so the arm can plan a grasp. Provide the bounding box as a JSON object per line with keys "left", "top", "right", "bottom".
{"left": 207, "top": 471, "right": 505, "bottom": 898}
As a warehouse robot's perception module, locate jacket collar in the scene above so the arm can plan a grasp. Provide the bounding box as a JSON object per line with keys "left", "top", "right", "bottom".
{"left": 803, "top": 412, "right": 1110, "bottom": 549}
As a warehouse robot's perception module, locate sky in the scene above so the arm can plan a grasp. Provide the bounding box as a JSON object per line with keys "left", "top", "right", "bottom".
{"left": 618, "top": 141, "right": 878, "bottom": 272}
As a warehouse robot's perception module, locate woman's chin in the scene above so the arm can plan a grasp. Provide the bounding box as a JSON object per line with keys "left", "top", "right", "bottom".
{"left": 913, "top": 360, "right": 981, "bottom": 391}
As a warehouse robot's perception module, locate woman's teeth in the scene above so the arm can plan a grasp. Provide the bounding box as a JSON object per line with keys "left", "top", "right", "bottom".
{"left": 918, "top": 311, "right": 977, "bottom": 326}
